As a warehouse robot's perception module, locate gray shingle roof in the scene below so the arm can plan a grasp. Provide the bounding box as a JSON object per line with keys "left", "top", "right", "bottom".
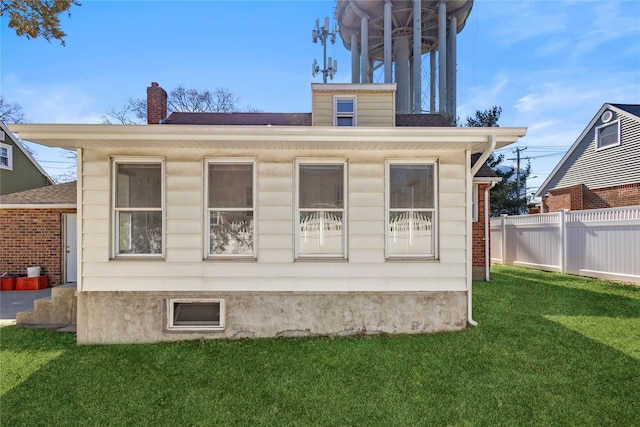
{"left": 0, "top": 181, "right": 76, "bottom": 205}
{"left": 395, "top": 114, "right": 452, "bottom": 127}
{"left": 163, "top": 112, "right": 312, "bottom": 126}
{"left": 610, "top": 104, "right": 640, "bottom": 118}
{"left": 163, "top": 112, "right": 452, "bottom": 127}
{"left": 471, "top": 153, "right": 498, "bottom": 178}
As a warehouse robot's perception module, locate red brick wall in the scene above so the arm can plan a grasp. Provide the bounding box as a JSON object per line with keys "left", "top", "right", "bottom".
{"left": 472, "top": 184, "right": 490, "bottom": 280}
{"left": 542, "top": 184, "right": 583, "bottom": 212}
{"left": 583, "top": 183, "right": 640, "bottom": 209}
{"left": 0, "top": 208, "right": 76, "bottom": 285}
{"left": 543, "top": 183, "right": 639, "bottom": 212}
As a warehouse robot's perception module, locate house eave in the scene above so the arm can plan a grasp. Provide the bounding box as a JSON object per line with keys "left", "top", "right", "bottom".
{"left": 0, "top": 203, "right": 76, "bottom": 209}
{"left": 9, "top": 124, "right": 527, "bottom": 151}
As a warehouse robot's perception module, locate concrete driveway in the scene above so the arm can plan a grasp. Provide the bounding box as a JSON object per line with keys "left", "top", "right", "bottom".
{"left": 0, "top": 287, "right": 51, "bottom": 326}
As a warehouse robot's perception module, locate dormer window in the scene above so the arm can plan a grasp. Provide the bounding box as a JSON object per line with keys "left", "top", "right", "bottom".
{"left": 334, "top": 96, "right": 356, "bottom": 126}
{"left": 595, "top": 120, "right": 620, "bottom": 151}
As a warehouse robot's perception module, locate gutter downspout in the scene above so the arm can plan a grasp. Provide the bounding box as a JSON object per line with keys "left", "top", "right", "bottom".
{"left": 468, "top": 134, "right": 497, "bottom": 327}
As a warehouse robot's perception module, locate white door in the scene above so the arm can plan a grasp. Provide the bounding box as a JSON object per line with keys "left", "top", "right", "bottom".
{"left": 64, "top": 213, "right": 77, "bottom": 283}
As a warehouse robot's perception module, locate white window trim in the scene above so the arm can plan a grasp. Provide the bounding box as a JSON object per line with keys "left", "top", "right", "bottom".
{"left": 385, "top": 159, "right": 439, "bottom": 260}
{"left": 0, "top": 142, "right": 12, "bottom": 170}
{"left": 333, "top": 95, "right": 357, "bottom": 126}
{"left": 595, "top": 120, "right": 621, "bottom": 151}
{"left": 166, "top": 298, "right": 225, "bottom": 331}
{"left": 295, "top": 158, "right": 348, "bottom": 260}
{"left": 204, "top": 158, "right": 257, "bottom": 259}
{"left": 111, "top": 157, "right": 165, "bottom": 259}
{"left": 472, "top": 184, "right": 479, "bottom": 223}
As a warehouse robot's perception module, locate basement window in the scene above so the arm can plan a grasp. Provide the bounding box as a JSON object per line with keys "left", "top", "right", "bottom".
{"left": 167, "top": 299, "right": 225, "bottom": 331}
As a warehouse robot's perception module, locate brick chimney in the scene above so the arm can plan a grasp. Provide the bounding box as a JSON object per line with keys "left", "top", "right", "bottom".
{"left": 147, "top": 82, "right": 167, "bottom": 124}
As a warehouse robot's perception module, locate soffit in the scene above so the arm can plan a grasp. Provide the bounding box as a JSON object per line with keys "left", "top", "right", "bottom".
{"left": 9, "top": 124, "right": 526, "bottom": 151}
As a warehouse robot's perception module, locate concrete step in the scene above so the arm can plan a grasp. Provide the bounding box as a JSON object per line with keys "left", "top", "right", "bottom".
{"left": 16, "top": 284, "right": 77, "bottom": 327}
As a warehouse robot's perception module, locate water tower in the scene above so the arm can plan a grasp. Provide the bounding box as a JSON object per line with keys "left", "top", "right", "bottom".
{"left": 335, "top": 0, "right": 473, "bottom": 116}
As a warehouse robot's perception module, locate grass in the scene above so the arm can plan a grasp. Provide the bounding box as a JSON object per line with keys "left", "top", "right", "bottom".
{"left": 1, "top": 265, "right": 639, "bottom": 426}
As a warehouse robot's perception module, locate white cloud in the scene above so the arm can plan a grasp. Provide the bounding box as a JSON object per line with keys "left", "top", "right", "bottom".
{"left": 3, "top": 75, "right": 104, "bottom": 124}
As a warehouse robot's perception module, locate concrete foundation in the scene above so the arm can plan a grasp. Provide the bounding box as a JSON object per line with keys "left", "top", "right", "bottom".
{"left": 77, "top": 291, "right": 468, "bottom": 344}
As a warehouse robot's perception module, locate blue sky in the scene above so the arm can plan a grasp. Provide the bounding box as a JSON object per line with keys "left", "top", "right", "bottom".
{"left": 1, "top": 0, "right": 639, "bottom": 195}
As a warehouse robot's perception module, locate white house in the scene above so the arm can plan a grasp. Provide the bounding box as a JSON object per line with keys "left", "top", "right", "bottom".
{"left": 10, "top": 83, "right": 526, "bottom": 344}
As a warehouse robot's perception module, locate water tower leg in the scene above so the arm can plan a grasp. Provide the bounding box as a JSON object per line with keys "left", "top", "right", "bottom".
{"left": 413, "top": 0, "right": 422, "bottom": 113}
{"left": 361, "top": 15, "right": 369, "bottom": 83}
{"left": 396, "top": 36, "right": 410, "bottom": 113}
{"left": 448, "top": 14, "right": 457, "bottom": 118}
{"left": 351, "top": 33, "right": 360, "bottom": 84}
{"left": 438, "top": 0, "right": 447, "bottom": 113}
{"left": 384, "top": 0, "right": 392, "bottom": 83}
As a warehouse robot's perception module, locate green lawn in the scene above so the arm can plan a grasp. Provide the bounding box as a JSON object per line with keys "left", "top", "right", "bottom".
{"left": 2, "top": 265, "right": 639, "bottom": 426}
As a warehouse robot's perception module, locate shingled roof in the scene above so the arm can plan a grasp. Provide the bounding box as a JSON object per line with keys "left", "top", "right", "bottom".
{"left": 395, "top": 113, "right": 452, "bottom": 127}
{"left": 163, "top": 112, "right": 312, "bottom": 126}
{"left": 471, "top": 153, "right": 499, "bottom": 179}
{"left": 163, "top": 112, "right": 452, "bottom": 127}
{"left": 0, "top": 181, "right": 76, "bottom": 206}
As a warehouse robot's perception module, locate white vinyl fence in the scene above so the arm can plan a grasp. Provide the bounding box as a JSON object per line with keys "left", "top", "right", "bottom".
{"left": 491, "top": 206, "right": 640, "bottom": 283}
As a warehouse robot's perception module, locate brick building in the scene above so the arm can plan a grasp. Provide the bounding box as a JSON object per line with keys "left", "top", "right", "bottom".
{"left": 0, "top": 182, "right": 77, "bottom": 285}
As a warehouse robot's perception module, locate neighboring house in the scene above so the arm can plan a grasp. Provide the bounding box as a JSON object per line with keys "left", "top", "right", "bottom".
{"left": 0, "top": 182, "right": 77, "bottom": 285}
{"left": 10, "top": 82, "right": 525, "bottom": 344}
{"left": 535, "top": 103, "right": 640, "bottom": 211}
{"left": 0, "top": 120, "right": 54, "bottom": 196}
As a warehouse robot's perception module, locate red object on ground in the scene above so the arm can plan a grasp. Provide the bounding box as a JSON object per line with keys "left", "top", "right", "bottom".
{"left": 1, "top": 278, "right": 17, "bottom": 291}
{"left": 15, "top": 276, "right": 49, "bottom": 291}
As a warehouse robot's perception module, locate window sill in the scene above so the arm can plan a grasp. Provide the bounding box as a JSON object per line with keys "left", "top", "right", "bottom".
{"left": 110, "top": 256, "right": 165, "bottom": 261}
{"left": 386, "top": 257, "right": 439, "bottom": 263}
{"left": 204, "top": 257, "right": 257, "bottom": 262}
{"left": 295, "top": 257, "right": 349, "bottom": 263}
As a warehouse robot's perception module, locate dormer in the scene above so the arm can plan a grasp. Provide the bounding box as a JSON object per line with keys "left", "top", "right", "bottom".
{"left": 311, "top": 83, "right": 397, "bottom": 127}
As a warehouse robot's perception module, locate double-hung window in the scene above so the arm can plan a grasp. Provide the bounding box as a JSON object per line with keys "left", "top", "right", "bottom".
{"left": 113, "top": 158, "right": 164, "bottom": 257}
{"left": 0, "top": 142, "right": 12, "bottom": 170}
{"left": 334, "top": 96, "right": 356, "bottom": 126}
{"left": 595, "top": 120, "right": 620, "bottom": 150}
{"left": 296, "top": 160, "right": 347, "bottom": 259}
{"left": 386, "top": 161, "right": 437, "bottom": 258}
{"left": 206, "top": 160, "right": 256, "bottom": 258}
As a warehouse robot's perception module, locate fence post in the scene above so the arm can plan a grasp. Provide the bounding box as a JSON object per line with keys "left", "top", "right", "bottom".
{"left": 560, "top": 209, "right": 568, "bottom": 273}
{"left": 501, "top": 214, "right": 508, "bottom": 265}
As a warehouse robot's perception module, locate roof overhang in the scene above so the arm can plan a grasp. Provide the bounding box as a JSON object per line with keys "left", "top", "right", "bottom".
{"left": 0, "top": 203, "right": 75, "bottom": 209}
{"left": 9, "top": 124, "right": 527, "bottom": 151}
{"left": 473, "top": 176, "right": 502, "bottom": 184}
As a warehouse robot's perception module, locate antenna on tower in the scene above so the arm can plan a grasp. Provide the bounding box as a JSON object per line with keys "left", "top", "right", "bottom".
{"left": 312, "top": 17, "right": 338, "bottom": 83}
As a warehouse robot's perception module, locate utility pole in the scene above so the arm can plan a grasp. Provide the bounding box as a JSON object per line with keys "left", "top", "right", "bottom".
{"left": 508, "top": 147, "right": 528, "bottom": 214}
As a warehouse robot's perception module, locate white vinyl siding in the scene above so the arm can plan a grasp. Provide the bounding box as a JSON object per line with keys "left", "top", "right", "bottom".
{"left": 112, "top": 158, "right": 164, "bottom": 258}
{"left": 205, "top": 159, "right": 256, "bottom": 259}
{"left": 80, "top": 149, "right": 467, "bottom": 292}
{"left": 386, "top": 160, "right": 438, "bottom": 259}
{"left": 311, "top": 85, "right": 395, "bottom": 126}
